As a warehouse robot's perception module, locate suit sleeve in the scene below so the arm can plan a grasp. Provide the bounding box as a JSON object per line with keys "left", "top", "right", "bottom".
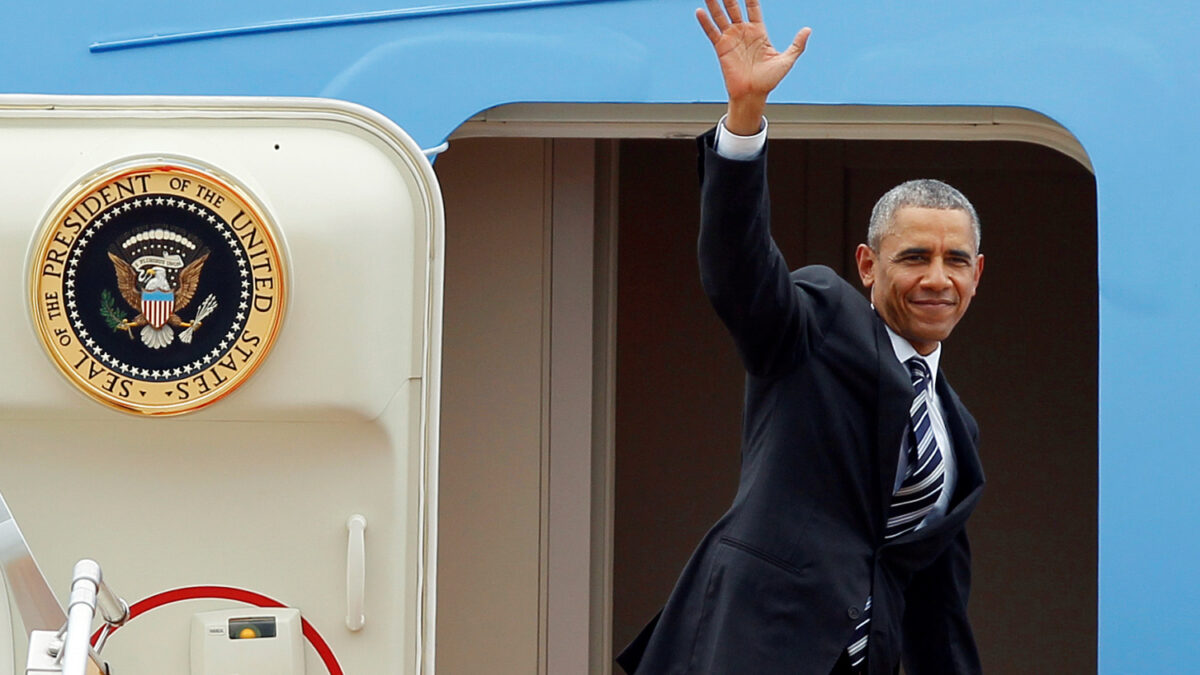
{"left": 900, "top": 529, "right": 982, "bottom": 675}
{"left": 696, "top": 128, "right": 835, "bottom": 377}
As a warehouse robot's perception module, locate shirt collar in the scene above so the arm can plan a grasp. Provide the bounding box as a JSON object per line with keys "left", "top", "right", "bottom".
{"left": 883, "top": 323, "right": 941, "bottom": 390}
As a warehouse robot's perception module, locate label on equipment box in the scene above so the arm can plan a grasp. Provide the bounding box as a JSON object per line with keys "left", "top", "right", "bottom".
{"left": 190, "top": 607, "right": 304, "bottom": 675}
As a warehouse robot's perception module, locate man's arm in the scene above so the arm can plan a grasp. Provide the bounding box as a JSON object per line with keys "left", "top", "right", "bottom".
{"left": 900, "top": 529, "right": 983, "bottom": 674}
{"left": 696, "top": 1, "right": 824, "bottom": 376}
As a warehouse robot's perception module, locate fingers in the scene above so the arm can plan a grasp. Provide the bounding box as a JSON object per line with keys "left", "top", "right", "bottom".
{"left": 745, "top": 0, "right": 762, "bottom": 23}
{"left": 784, "top": 26, "right": 812, "bottom": 59}
{"left": 698, "top": 0, "right": 752, "bottom": 32}
{"left": 701, "top": 0, "right": 730, "bottom": 32}
{"left": 722, "top": 0, "right": 744, "bottom": 23}
{"left": 696, "top": 8, "right": 722, "bottom": 45}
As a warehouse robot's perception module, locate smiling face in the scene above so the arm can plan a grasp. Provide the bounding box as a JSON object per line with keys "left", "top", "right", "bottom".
{"left": 855, "top": 206, "right": 984, "bottom": 355}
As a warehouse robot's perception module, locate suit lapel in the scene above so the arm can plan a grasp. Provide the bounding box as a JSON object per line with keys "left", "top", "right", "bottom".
{"left": 936, "top": 374, "right": 985, "bottom": 510}
{"left": 873, "top": 317, "right": 914, "bottom": 537}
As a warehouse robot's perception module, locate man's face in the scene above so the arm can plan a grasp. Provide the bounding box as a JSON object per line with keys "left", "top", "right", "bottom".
{"left": 855, "top": 206, "right": 984, "bottom": 355}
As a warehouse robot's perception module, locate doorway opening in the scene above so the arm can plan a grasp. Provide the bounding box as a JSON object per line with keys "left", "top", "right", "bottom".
{"left": 612, "top": 134, "right": 1097, "bottom": 673}
{"left": 435, "top": 104, "right": 1098, "bottom": 673}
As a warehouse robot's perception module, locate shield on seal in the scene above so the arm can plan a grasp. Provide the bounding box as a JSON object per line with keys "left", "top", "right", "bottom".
{"left": 142, "top": 290, "right": 175, "bottom": 329}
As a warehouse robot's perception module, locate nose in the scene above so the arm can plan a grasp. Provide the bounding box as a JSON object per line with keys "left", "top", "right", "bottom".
{"left": 921, "top": 258, "right": 952, "bottom": 290}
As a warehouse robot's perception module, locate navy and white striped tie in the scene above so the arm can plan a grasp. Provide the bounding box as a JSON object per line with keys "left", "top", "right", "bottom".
{"left": 887, "top": 357, "right": 947, "bottom": 539}
{"left": 845, "top": 356, "right": 946, "bottom": 671}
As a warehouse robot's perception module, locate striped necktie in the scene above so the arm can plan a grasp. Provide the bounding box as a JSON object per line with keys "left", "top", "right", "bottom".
{"left": 845, "top": 356, "right": 947, "bottom": 670}
{"left": 887, "top": 356, "right": 947, "bottom": 539}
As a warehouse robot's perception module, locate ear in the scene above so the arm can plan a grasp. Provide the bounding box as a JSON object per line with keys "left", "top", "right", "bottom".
{"left": 965, "top": 253, "right": 985, "bottom": 299}
{"left": 855, "top": 244, "right": 876, "bottom": 288}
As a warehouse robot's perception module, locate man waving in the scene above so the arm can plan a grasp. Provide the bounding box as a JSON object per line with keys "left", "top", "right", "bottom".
{"left": 618, "top": 1, "right": 986, "bottom": 673}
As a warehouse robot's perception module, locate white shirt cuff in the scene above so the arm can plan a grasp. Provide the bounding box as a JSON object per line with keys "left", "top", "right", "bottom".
{"left": 714, "top": 114, "right": 767, "bottom": 160}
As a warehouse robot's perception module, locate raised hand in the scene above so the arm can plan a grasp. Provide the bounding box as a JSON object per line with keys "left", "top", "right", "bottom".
{"left": 696, "top": 0, "right": 811, "bottom": 134}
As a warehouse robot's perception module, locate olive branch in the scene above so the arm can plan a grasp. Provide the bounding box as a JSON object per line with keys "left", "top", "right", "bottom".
{"left": 100, "top": 289, "right": 127, "bottom": 331}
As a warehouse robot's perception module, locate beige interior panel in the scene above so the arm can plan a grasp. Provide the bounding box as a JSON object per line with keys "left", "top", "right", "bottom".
{"left": 435, "top": 137, "right": 548, "bottom": 675}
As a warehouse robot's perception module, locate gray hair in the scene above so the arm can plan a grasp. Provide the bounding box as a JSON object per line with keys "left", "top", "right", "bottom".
{"left": 867, "top": 179, "right": 981, "bottom": 252}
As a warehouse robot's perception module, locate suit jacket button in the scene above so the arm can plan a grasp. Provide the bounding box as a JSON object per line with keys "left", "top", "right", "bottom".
{"left": 848, "top": 606, "right": 861, "bottom": 620}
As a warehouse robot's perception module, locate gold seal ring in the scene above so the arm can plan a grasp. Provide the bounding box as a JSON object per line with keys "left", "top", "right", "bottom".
{"left": 29, "top": 161, "right": 287, "bottom": 415}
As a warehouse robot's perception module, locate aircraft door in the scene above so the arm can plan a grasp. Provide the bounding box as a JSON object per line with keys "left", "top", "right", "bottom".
{"left": 0, "top": 96, "right": 443, "bottom": 674}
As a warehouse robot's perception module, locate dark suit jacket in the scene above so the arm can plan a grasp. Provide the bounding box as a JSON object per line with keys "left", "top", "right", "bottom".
{"left": 617, "top": 130, "right": 985, "bottom": 675}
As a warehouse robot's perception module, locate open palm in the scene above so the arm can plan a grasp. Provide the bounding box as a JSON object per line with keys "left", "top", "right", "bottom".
{"left": 697, "top": 0, "right": 811, "bottom": 107}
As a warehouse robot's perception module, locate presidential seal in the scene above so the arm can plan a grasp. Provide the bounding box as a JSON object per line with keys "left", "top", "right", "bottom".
{"left": 30, "top": 162, "right": 287, "bottom": 415}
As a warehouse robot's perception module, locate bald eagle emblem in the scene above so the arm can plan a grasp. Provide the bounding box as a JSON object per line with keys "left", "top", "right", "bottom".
{"left": 106, "top": 226, "right": 217, "bottom": 349}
